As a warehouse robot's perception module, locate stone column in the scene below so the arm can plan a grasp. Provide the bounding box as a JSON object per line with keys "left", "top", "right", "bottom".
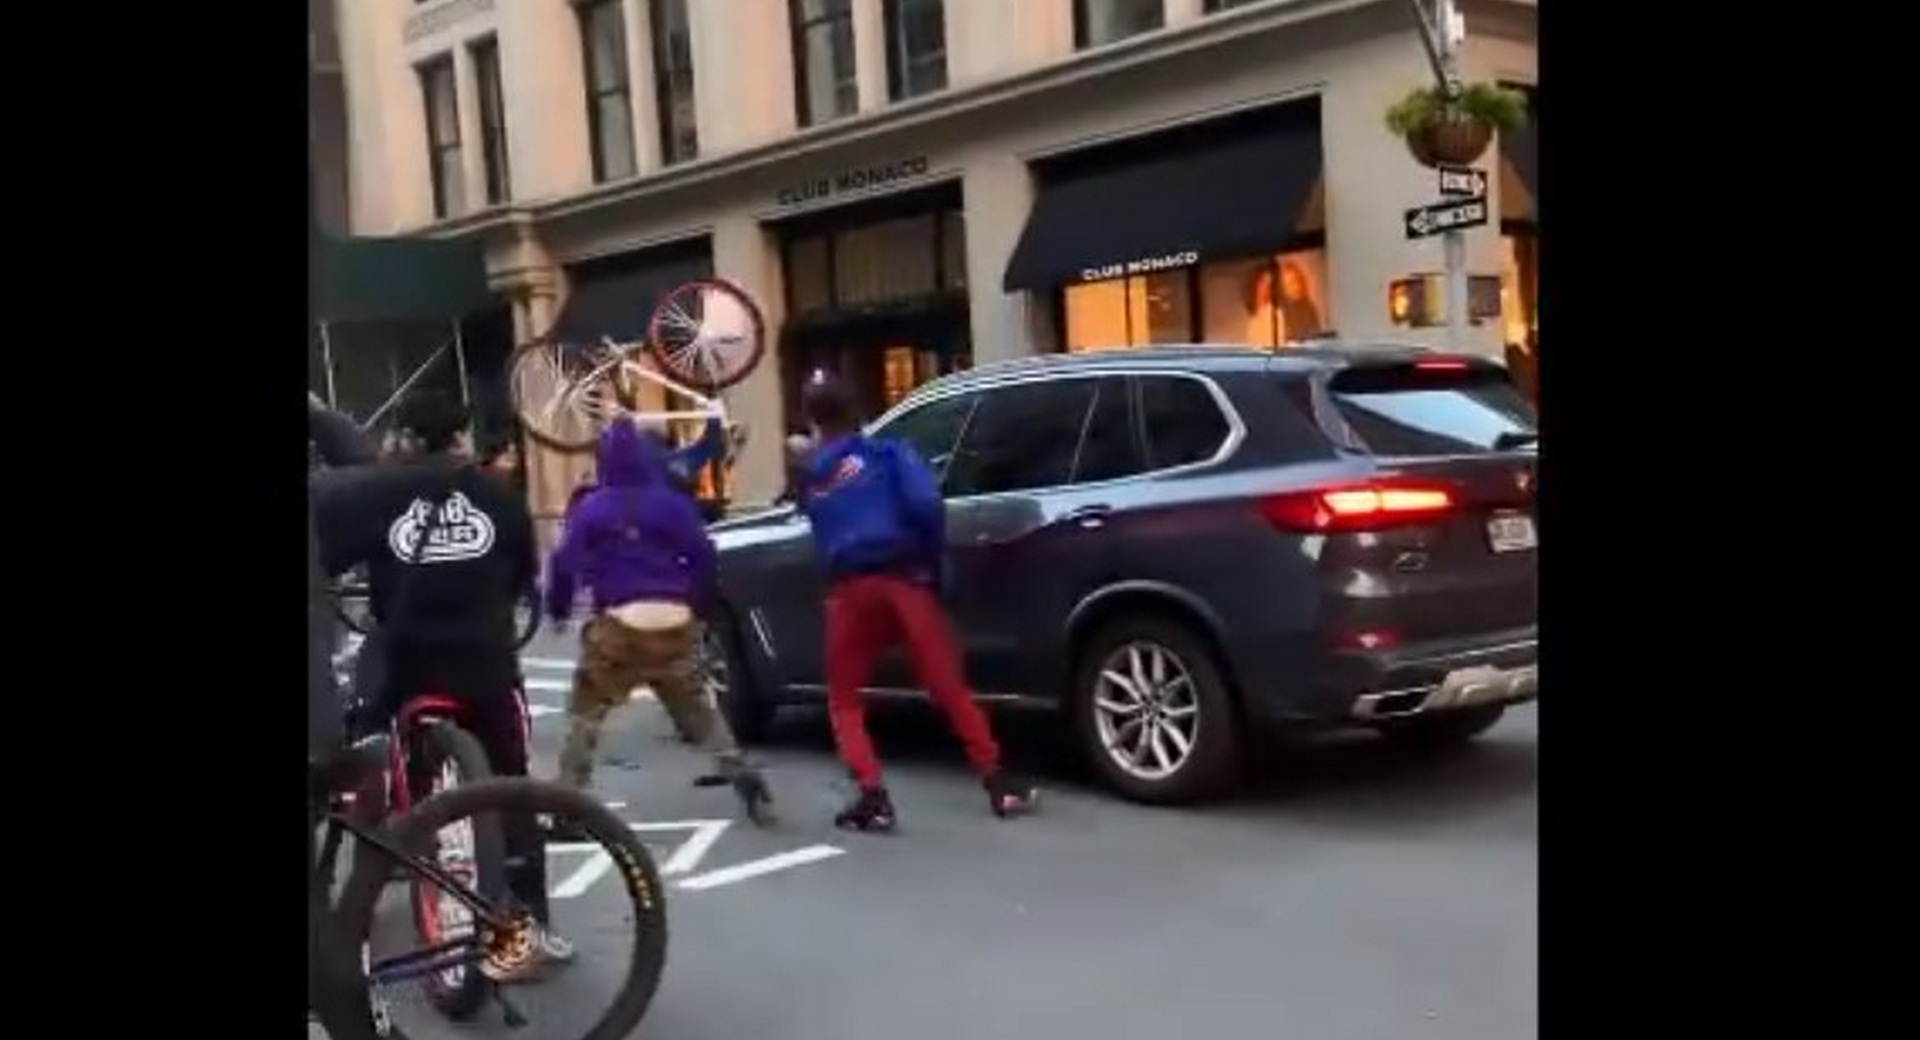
{"left": 453, "top": 45, "right": 487, "bottom": 211}
{"left": 709, "top": 217, "right": 789, "bottom": 507}
{"left": 853, "top": 0, "right": 889, "bottom": 111}
{"left": 1165, "top": 0, "right": 1207, "bottom": 28}
{"left": 623, "top": 0, "right": 663, "bottom": 173}
{"left": 960, "top": 150, "right": 1045, "bottom": 364}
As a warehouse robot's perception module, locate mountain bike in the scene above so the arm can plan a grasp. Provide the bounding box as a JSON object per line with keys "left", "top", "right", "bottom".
{"left": 332, "top": 567, "right": 541, "bottom": 650}
{"left": 509, "top": 278, "right": 765, "bottom": 454}
{"left": 309, "top": 742, "right": 668, "bottom": 1040}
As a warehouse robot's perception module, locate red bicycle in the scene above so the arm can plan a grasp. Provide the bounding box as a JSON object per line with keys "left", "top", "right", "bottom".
{"left": 329, "top": 690, "right": 507, "bottom": 1023}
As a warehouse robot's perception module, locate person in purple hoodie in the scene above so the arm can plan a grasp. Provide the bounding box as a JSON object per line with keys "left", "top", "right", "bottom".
{"left": 544, "top": 420, "right": 773, "bottom": 826}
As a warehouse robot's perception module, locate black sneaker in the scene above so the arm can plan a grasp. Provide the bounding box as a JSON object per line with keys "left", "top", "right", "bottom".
{"left": 984, "top": 772, "right": 1039, "bottom": 818}
{"left": 732, "top": 769, "right": 777, "bottom": 827}
{"left": 834, "top": 786, "right": 898, "bottom": 833}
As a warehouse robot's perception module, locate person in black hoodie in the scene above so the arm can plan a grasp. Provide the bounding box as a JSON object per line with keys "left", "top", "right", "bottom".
{"left": 313, "top": 390, "right": 573, "bottom": 978}
{"left": 308, "top": 393, "right": 376, "bottom": 761}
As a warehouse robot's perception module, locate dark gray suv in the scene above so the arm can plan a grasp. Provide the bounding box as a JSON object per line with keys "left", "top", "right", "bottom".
{"left": 705, "top": 345, "right": 1538, "bottom": 804}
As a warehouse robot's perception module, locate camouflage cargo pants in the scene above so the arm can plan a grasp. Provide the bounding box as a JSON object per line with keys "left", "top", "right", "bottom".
{"left": 556, "top": 615, "right": 743, "bottom": 791}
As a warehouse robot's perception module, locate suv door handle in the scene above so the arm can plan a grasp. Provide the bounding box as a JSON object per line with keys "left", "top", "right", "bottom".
{"left": 1063, "top": 504, "right": 1112, "bottom": 530}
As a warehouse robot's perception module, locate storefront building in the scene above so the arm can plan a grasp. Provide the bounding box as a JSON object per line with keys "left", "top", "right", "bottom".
{"left": 332, "top": 0, "right": 1537, "bottom": 516}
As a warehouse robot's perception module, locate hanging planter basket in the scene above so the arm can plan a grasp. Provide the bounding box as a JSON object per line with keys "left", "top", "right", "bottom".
{"left": 1404, "top": 115, "right": 1493, "bottom": 169}
{"left": 1385, "top": 82, "right": 1528, "bottom": 172}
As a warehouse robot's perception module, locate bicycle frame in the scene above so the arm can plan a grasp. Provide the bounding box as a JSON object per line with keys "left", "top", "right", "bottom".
{"left": 312, "top": 803, "right": 512, "bottom": 985}
{"left": 578, "top": 336, "right": 728, "bottom": 425}
{"left": 309, "top": 724, "right": 515, "bottom": 989}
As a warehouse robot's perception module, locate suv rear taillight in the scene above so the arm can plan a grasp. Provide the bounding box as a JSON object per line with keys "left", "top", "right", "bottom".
{"left": 1259, "top": 479, "right": 1458, "bottom": 533}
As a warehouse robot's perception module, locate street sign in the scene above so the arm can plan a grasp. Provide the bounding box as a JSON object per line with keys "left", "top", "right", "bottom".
{"left": 1404, "top": 198, "right": 1489, "bottom": 240}
{"left": 1436, "top": 165, "right": 1487, "bottom": 198}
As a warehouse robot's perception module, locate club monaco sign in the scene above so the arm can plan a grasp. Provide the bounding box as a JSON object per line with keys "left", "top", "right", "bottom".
{"left": 774, "top": 156, "right": 932, "bottom": 207}
{"left": 1078, "top": 251, "right": 1201, "bottom": 282}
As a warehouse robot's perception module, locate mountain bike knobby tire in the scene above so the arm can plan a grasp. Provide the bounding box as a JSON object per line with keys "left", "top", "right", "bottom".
{"left": 404, "top": 721, "right": 507, "bottom": 1022}
{"left": 334, "top": 778, "right": 669, "bottom": 1040}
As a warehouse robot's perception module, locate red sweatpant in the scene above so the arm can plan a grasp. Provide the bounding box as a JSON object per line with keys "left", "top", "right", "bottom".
{"left": 823, "top": 574, "right": 1001, "bottom": 789}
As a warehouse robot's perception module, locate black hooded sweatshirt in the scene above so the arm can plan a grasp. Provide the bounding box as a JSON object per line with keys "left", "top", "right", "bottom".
{"left": 307, "top": 402, "right": 376, "bottom": 759}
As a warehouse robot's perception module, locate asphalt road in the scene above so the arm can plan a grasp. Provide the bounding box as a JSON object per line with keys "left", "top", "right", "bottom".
{"left": 333, "top": 630, "right": 1537, "bottom": 1040}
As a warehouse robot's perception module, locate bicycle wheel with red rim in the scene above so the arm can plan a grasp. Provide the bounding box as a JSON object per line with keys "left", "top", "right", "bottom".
{"left": 645, "top": 279, "right": 766, "bottom": 391}
{"left": 509, "top": 339, "right": 613, "bottom": 453}
{"left": 403, "top": 722, "right": 504, "bottom": 1022}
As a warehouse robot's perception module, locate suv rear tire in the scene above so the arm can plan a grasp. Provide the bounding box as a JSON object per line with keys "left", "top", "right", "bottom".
{"left": 1373, "top": 704, "right": 1506, "bottom": 749}
{"left": 1072, "top": 616, "right": 1244, "bottom": 805}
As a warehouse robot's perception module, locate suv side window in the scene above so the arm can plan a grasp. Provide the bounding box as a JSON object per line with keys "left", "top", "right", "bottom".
{"left": 1072, "top": 376, "right": 1147, "bottom": 483}
{"left": 1137, "top": 375, "right": 1230, "bottom": 469}
{"left": 945, "top": 378, "right": 1100, "bottom": 497}
{"left": 871, "top": 390, "right": 980, "bottom": 481}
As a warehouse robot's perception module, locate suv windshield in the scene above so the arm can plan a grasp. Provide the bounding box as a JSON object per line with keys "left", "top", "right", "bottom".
{"left": 1324, "top": 362, "right": 1536, "bottom": 457}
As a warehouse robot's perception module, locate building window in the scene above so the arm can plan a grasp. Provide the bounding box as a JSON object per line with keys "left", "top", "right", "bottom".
{"left": 1073, "top": 0, "right": 1163, "bottom": 49}
{"left": 1061, "top": 246, "right": 1331, "bottom": 351}
{"left": 1500, "top": 229, "right": 1538, "bottom": 402}
{"left": 468, "top": 36, "right": 511, "bottom": 204}
{"left": 579, "top": 0, "right": 637, "bottom": 183}
{"left": 1202, "top": 0, "right": 1264, "bottom": 12}
{"left": 418, "top": 56, "right": 464, "bottom": 218}
{"left": 648, "top": 0, "right": 699, "bottom": 164}
{"left": 883, "top": 0, "right": 947, "bottom": 101}
{"left": 791, "top": 0, "right": 858, "bottom": 126}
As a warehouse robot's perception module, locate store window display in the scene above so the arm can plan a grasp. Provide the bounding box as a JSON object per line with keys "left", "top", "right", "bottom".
{"left": 1500, "top": 232, "right": 1538, "bottom": 402}
{"left": 1063, "top": 247, "right": 1331, "bottom": 352}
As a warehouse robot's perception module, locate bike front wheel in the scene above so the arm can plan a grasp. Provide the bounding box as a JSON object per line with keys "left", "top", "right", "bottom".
{"left": 334, "top": 778, "right": 669, "bottom": 1040}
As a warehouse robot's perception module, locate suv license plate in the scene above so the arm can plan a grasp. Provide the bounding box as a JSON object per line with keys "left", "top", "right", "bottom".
{"left": 1486, "top": 512, "right": 1537, "bottom": 553}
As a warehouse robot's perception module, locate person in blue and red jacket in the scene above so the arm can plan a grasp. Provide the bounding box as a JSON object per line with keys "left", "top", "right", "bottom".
{"left": 790, "top": 374, "right": 1039, "bottom": 832}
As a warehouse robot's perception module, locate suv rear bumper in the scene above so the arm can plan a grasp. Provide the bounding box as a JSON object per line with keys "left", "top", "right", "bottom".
{"left": 1345, "top": 630, "right": 1537, "bottom": 721}
{"left": 1233, "top": 627, "right": 1537, "bottom": 725}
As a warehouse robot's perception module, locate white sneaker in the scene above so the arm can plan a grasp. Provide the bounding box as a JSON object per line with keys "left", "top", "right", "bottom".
{"left": 536, "top": 929, "right": 576, "bottom": 965}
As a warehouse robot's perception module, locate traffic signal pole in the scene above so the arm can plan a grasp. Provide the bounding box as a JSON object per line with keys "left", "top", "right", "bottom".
{"left": 1404, "top": 0, "right": 1471, "bottom": 351}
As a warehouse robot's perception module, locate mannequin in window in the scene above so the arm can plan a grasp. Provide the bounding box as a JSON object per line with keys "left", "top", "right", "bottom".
{"left": 1274, "top": 260, "right": 1324, "bottom": 344}
{"left": 1505, "top": 338, "right": 1540, "bottom": 404}
{"left": 1243, "top": 260, "right": 1325, "bottom": 346}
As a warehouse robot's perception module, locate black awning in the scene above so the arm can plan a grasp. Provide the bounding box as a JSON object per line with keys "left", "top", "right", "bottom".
{"left": 545, "top": 248, "right": 713, "bottom": 344}
{"left": 1501, "top": 85, "right": 1537, "bottom": 195}
{"left": 310, "top": 226, "right": 493, "bottom": 323}
{"left": 1001, "top": 125, "right": 1322, "bottom": 292}
{"left": 1502, "top": 123, "right": 1536, "bottom": 197}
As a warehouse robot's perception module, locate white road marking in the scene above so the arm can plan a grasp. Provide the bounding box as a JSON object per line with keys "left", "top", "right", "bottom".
{"left": 547, "top": 842, "right": 615, "bottom": 898}
{"left": 545, "top": 819, "right": 735, "bottom": 899}
{"left": 527, "top": 704, "right": 562, "bottom": 719}
{"left": 635, "top": 819, "right": 732, "bottom": 876}
{"left": 521, "top": 657, "right": 576, "bottom": 671}
{"left": 675, "top": 846, "right": 847, "bottom": 891}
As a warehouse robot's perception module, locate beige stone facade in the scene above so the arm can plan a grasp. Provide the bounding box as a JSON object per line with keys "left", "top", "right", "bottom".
{"left": 324, "top": 0, "right": 1537, "bottom": 521}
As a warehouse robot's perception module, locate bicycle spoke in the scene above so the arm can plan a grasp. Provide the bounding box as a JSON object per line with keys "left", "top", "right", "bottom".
{"left": 666, "top": 340, "right": 703, "bottom": 372}
{"left": 656, "top": 298, "right": 702, "bottom": 335}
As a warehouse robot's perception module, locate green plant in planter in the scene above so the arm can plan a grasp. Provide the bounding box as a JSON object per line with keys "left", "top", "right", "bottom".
{"left": 1385, "top": 81, "right": 1528, "bottom": 169}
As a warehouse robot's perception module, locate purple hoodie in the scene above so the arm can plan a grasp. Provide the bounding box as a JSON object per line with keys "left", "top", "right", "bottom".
{"left": 544, "top": 422, "right": 717, "bottom": 621}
